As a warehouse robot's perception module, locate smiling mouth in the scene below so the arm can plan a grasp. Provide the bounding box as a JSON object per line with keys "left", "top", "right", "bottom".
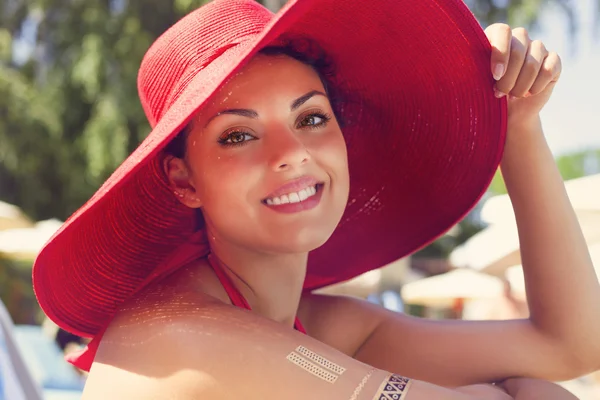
{"left": 262, "top": 184, "right": 324, "bottom": 206}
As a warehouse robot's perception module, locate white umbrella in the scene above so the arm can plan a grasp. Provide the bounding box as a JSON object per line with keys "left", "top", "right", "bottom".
{"left": 451, "top": 173, "right": 600, "bottom": 276}
{"left": 481, "top": 173, "right": 600, "bottom": 226}
{"left": 450, "top": 213, "right": 600, "bottom": 276}
{"left": 0, "top": 201, "right": 33, "bottom": 231}
{"left": 0, "top": 219, "right": 63, "bottom": 260}
{"left": 449, "top": 223, "right": 521, "bottom": 274}
{"left": 401, "top": 269, "right": 504, "bottom": 306}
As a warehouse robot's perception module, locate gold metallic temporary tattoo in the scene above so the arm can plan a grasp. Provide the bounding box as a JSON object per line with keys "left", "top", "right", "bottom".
{"left": 374, "top": 373, "right": 412, "bottom": 400}
{"left": 286, "top": 352, "right": 339, "bottom": 382}
{"left": 295, "top": 345, "right": 346, "bottom": 375}
{"left": 348, "top": 367, "right": 376, "bottom": 400}
{"left": 286, "top": 346, "right": 345, "bottom": 383}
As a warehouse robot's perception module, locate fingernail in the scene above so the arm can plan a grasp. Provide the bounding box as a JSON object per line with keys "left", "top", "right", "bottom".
{"left": 494, "top": 89, "right": 506, "bottom": 98}
{"left": 493, "top": 64, "right": 505, "bottom": 81}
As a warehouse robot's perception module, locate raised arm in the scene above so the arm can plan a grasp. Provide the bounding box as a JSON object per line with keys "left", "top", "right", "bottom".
{"left": 349, "top": 24, "right": 600, "bottom": 386}
{"left": 81, "top": 296, "right": 515, "bottom": 400}
{"left": 488, "top": 23, "right": 600, "bottom": 372}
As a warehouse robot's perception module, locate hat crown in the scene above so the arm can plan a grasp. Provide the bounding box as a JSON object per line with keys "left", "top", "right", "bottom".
{"left": 137, "top": 0, "right": 272, "bottom": 127}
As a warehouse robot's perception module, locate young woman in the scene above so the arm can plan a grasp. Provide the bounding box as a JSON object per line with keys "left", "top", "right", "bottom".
{"left": 33, "top": 0, "right": 599, "bottom": 398}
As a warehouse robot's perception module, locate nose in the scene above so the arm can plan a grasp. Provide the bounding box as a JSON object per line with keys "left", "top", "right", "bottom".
{"left": 268, "top": 128, "right": 311, "bottom": 172}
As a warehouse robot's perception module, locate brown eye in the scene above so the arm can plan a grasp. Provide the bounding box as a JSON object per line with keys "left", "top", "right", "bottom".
{"left": 298, "top": 112, "right": 331, "bottom": 129}
{"left": 218, "top": 131, "right": 256, "bottom": 147}
{"left": 230, "top": 132, "right": 246, "bottom": 143}
{"left": 301, "top": 115, "right": 321, "bottom": 126}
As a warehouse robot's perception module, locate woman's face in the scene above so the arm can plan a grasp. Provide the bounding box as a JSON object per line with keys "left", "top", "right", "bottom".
{"left": 169, "top": 54, "right": 350, "bottom": 254}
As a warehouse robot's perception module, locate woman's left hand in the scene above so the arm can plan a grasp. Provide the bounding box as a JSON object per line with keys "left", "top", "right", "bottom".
{"left": 500, "top": 378, "right": 580, "bottom": 400}
{"left": 484, "top": 24, "right": 562, "bottom": 130}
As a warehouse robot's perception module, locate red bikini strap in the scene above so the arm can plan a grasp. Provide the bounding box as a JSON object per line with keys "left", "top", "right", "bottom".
{"left": 207, "top": 255, "right": 306, "bottom": 333}
{"left": 207, "top": 254, "right": 252, "bottom": 310}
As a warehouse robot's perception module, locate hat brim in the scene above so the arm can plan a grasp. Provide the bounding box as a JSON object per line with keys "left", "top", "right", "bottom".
{"left": 34, "top": 0, "right": 506, "bottom": 337}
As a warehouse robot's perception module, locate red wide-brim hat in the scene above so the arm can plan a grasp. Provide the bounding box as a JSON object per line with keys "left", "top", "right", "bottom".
{"left": 33, "top": 0, "right": 506, "bottom": 338}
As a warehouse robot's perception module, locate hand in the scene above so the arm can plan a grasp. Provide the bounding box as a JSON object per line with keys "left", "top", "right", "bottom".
{"left": 500, "top": 378, "right": 579, "bottom": 399}
{"left": 455, "top": 383, "right": 513, "bottom": 400}
{"left": 485, "top": 24, "right": 562, "bottom": 130}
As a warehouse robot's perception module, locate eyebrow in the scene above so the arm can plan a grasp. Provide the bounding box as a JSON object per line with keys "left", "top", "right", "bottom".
{"left": 205, "top": 90, "right": 327, "bottom": 127}
{"left": 290, "top": 90, "right": 327, "bottom": 111}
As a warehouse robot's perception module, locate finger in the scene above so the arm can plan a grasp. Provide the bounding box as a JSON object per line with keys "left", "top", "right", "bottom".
{"left": 510, "top": 40, "right": 548, "bottom": 97}
{"left": 485, "top": 23, "right": 512, "bottom": 80}
{"left": 495, "top": 28, "right": 531, "bottom": 97}
{"left": 529, "top": 51, "right": 562, "bottom": 95}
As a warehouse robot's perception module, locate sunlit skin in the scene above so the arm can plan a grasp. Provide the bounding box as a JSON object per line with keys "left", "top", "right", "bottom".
{"left": 81, "top": 25, "right": 597, "bottom": 400}
{"left": 167, "top": 54, "right": 349, "bottom": 255}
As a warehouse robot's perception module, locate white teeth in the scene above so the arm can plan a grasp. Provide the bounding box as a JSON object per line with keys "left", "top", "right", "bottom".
{"left": 265, "top": 185, "right": 319, "bottom": 206}
{"left": 298, "top": 189, "right": 308, "bottom": 201}
{"left": 288, "top": 192, "right": 300, "bottom": 203}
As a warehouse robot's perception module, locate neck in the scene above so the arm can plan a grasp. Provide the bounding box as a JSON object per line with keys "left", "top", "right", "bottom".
{"left": 207, "top": 234, "right": 308, "bottom": 329}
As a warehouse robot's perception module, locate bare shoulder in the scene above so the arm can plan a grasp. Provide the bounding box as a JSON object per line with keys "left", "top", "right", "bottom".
{"left": 299, "top": 293, "right": 388, "bottom": 357}
{"left": 84, "top": 287, "right": 373, "bottom": 400}
{"left": 81, "top": 261, "right": 231, "bottom": 398}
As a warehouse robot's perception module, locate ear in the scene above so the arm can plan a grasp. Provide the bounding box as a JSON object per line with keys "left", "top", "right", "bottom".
{"left": 163, "top": 155, "right": 203, "bottom": 208}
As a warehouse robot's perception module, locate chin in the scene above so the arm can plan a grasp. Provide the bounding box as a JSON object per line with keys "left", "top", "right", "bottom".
{"left": 262, "top": 225, "right": 336, "bottom": 254}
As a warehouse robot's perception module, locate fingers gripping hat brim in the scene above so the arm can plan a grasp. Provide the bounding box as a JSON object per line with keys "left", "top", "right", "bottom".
{"left": 33, "top": 0, "right": 506, "bottom": 337}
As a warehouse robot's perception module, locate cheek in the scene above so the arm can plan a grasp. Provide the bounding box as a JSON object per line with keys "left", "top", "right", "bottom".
{"left": 191, "top": 155, "right": 261, "bottom": 216}
{"left": 316, "top": 130, "right": 349, "bottom": 186}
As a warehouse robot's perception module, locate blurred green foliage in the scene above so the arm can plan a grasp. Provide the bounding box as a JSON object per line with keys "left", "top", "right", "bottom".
{"left": 466, "top": 0, "right": 579, "bottom": 37}
{"left": 0, "top": 0, "right": 213, "bottom": 220}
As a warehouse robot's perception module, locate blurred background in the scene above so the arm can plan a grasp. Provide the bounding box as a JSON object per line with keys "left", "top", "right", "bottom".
{"left": 0, "top": 0, "right": 599, "bottom": 399}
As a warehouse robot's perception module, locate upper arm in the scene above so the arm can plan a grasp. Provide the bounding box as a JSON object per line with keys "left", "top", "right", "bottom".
{"left": 305, "top": 294, "right": 572, "bottom": 387}
{"left": 355, "top": 312, "right": 559, "bottom": 385}
{"left": 81, "top": 298, "right": 498, "bottom": 400}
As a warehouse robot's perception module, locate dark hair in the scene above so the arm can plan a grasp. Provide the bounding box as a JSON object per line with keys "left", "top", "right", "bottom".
{"left": 164, "top": 38, "right": 342, "bottom": 159}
